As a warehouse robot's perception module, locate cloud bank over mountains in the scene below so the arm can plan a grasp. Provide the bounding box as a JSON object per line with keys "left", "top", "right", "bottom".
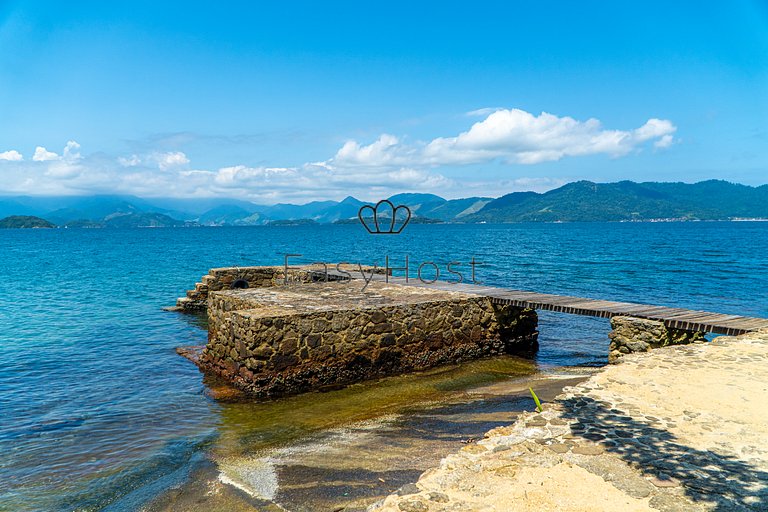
{"left": 0, "top": 108, "right": 676, "bottom": 202}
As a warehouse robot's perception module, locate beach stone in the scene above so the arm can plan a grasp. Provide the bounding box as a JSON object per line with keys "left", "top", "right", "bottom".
{"left": 547, "top": 443, "right": 570, "bottom": 454}
{"left": 398, "top": 500, "right": 427, "bottom": 512}
{"left": 396, "top": 483, "right": 421, "bottom": 496}
{"left": 572, "top": 444, "right": 605, "bottom": 456}
{"left": 649, "top": 475, "right": 680, "bottom": 488}
{"left": 427, "top": 492, "right": 449, "bottom": 503}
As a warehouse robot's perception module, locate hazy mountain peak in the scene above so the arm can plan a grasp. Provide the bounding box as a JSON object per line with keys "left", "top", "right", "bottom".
{"left": 387, "top": 193, "right": 446, "bottom": 205}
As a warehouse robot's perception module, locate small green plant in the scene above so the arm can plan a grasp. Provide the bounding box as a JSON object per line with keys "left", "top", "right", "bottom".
{"left": 529, "top": 387, "right": 543, "bottom": 412}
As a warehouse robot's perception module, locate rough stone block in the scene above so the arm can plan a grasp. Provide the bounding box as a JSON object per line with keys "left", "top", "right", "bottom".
{"left": 608, "top": 316, "right": 706, "bottom": 363}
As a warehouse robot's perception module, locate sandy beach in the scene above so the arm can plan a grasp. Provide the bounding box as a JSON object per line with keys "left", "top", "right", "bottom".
{"left": 373, "top": 329, "right": 768, "bottom": 511}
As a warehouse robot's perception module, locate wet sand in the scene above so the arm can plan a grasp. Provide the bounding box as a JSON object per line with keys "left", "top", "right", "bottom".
{"left": 145, "top": 357, "right": 587, "bottom": 512}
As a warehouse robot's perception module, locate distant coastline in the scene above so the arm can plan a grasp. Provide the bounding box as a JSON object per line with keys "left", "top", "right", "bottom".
{"left": 4, "top": 216, "right": 768, "bottom": 229}
{"left": 1, "top": 179, "right": 767, "bottom": 228}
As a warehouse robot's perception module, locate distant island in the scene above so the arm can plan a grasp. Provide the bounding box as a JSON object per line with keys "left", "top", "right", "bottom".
{"left": 1, "top": 180, "right": 766, "bottom": 228}
{"left": 0, "top": 215, "right": 55, "bottom": 229}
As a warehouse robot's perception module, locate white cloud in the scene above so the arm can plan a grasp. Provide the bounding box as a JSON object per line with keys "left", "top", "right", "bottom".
{"left": 327, "top": 109, "right": 677, "bottom": 169}
{"left": 30, "top": 141, "right": 85, "bottom": 178}
{"left": 117, "top": 151, "right": 190, "bottom": 171}
{"left": 424, "top": 110, "right": 677, "bottom": 165}
{"left": 31, "top": 141, "right": 82, "bottom": 163}
{"left": 156, "top": 151, "right": 189, "bottom": 170}
{"left": 118, "top": 154, "right": 142, "bottom": 167}
{"left": 62, "top": 140, "right": 81, "bottom": 161}
{"left": 0, "top": 150, "right": 23, "bottom": 161}
{"left": 466, "top": 107, "right": 503, "bottom": 117}
{"left": 213, "top": 165, "right": 297, "bottom": 187}
{"left": 654, "top": 134, "right": 675, "bottom": 149}
{"left": 633, "top": 118, "right": 676, "bottom": 142}
{"left": 333, "top": 134, "right": 417, "bottom": 168}
{"left": 33, "top": 146, "right": 59, "bottom": 161}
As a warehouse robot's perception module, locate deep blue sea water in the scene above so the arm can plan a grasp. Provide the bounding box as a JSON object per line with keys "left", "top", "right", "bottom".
{"left": 1, "top": 222, "right": 767, "bottom": 511}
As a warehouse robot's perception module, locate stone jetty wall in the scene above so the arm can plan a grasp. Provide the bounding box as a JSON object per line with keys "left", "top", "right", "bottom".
{"left": 608, "top": 315, "right": 706, "bottom": 363}
{"left": 199, "top": 283, "right": 538, "bottom": 398}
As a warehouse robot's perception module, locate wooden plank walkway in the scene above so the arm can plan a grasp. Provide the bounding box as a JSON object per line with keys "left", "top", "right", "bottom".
{"left": 369, "top": 275, "right": 768, "bottom": 336}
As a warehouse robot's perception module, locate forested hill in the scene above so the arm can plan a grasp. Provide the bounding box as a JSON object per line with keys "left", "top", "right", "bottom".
{"left": 465, "top": 180, "right": 768, "bottom": 222}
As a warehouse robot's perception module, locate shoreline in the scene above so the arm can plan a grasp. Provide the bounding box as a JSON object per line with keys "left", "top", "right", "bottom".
{"left": 373, "top": 329, "right": 768, "bottom": 511}
{"left": 144, "top": 360, "right": 590, "bottom": 512}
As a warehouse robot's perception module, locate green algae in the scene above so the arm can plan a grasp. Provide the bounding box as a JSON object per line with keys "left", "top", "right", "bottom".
{"left": 210, "top": 355, "right": 537, "bottom": 458}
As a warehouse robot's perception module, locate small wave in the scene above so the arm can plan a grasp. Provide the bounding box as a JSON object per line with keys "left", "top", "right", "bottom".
{"left": 217, "top": 456, "right": 279, "bottom": 501}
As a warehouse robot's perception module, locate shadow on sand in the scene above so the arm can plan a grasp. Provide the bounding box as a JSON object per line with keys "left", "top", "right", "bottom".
{"left": 559, "top": 396, "right": 768, "bottom": 511}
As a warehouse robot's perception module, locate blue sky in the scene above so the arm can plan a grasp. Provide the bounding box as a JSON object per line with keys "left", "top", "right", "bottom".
{"left": 1, "top": 1, "right": 766, "bottom": 203}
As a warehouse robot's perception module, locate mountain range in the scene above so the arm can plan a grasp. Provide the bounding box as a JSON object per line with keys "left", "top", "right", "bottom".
{"left": 0, "top": 180, "right": 766, "bottom": 228}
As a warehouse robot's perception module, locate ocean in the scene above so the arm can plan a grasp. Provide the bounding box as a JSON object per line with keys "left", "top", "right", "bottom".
{"left": 1, "top": 222, "right": 766, "bottom": 511}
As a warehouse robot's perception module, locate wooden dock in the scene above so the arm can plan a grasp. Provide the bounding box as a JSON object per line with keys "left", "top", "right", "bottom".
{"left": 372, "top": 276, "right": 768, "bottom": 336}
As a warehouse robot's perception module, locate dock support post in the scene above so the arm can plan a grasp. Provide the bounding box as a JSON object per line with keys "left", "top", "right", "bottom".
{"left": 608, "top": 316, "right": 706, "bottom": 363}
{"left": 493, "top": 304, "right": 539, "bottom": 356}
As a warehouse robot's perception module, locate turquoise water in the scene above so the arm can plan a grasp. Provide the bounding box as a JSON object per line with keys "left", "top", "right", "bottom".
{"left": 1, "top": 222, "right": 767, "bottom": 511}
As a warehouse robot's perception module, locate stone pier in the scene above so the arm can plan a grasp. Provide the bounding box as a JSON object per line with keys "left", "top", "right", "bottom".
{"left": 198, "top": 278, "right": 538, "bottom": 398}
{"left": 174, "top": 266, "right": 725, "bottom": 393}
{"left": 608, "top": 316, "right": 706, "bottom": 363}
